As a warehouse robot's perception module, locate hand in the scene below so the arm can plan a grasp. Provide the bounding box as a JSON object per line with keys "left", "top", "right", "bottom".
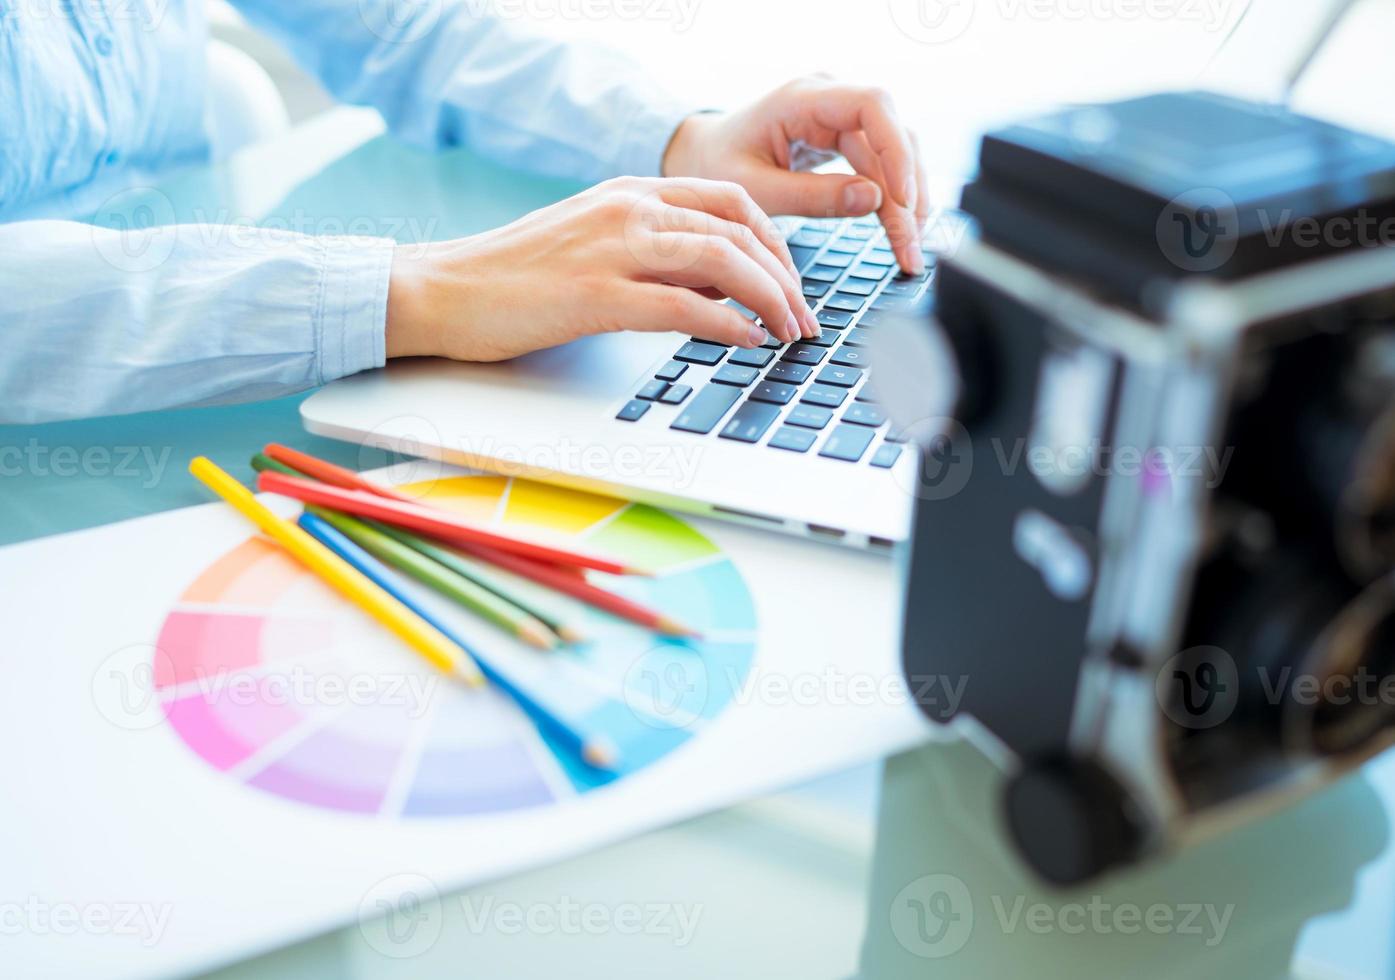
{"left": 385, "top": 176, "right": 822, "bottom": 360}
{"left": 662, "top": 75, "right": 930, "bottom": 274}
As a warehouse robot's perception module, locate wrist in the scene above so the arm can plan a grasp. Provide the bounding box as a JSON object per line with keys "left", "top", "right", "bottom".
{"left": 385, "top": 244, "right": 441, "bottom": 359}
{"left": 661, "top": 111, "right": 721, "bottom": 178}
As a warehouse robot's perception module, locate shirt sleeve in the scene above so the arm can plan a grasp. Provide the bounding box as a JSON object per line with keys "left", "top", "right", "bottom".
{"left": 225, "top": 0, "right": 696, "bottom": 182}
{"left": 0, "top": 220, "right": 393, "bottom": 424}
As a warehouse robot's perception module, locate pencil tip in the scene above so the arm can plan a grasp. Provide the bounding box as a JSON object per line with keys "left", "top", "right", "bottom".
{"left": 655, "top": 616, "right": 701, "bottom": 640}
{"left": 583, "top": 738, "right": 621, "bottom": 771}
{"left": 520, "top": 622, "right": 559, "bottom": 651}
{"left": 556, "top": 625, "right": 587, "bottom": 645}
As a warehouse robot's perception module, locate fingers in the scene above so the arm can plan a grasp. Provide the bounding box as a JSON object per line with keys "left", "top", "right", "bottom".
{"left": 839, "top": 130, "right": 924, "bottom": 275}
{"left": 617, "top": 284, "right": 769, "bottom": 349}
{"left": 739, "top": 167, "right": 884, "bottom": 223}
{"left": 909, "top": 130, "right": 930, "bottom": 230}
{"left": 656, "top": 179, "right": 801, "bottom": 286}
{"left": 647, "top": 233, "right": 804, "bottom": 343}
{"left": 654, "top": 206, "right": 812, "bottom": 341}
{"left": 804, "top": 84, "right": 918, "bottom": 214}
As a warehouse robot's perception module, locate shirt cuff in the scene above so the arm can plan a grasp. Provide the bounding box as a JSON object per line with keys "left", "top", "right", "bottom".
{"left": 314, "top": 235, "right": 394, "bottom": 384}
{"left": 615, "top": 99, "right": 706, "bottom": 178}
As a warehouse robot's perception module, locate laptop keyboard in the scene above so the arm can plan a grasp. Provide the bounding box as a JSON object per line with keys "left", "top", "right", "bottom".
{"left": 613, "top": 214, "right": 942, "bottom": 467}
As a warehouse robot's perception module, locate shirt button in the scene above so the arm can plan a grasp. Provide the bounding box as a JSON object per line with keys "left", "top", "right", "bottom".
{"left": 95, "top": 34, "right": 114, "bottom": 56}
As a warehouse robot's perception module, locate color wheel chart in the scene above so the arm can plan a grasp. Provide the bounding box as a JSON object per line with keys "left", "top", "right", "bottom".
{"left": 153, "top": 476, "right": 757, "bottom": 817}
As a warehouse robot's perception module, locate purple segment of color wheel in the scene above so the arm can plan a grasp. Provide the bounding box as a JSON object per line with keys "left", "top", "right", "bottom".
{"left": 247, "top": 727, "right": 406, "bottom": 813}
{"left": 402, "top": 741, "right": 554, "bottom": 816}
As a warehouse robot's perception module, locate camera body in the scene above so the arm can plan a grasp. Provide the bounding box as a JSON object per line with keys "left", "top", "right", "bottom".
{"left": 900, "top": 92, "right": 1395, "bottom": 884}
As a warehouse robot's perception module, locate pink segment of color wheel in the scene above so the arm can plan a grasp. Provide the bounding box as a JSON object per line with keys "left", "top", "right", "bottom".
{"left": 152, "top": 476, "right": 759, "bottom": 818}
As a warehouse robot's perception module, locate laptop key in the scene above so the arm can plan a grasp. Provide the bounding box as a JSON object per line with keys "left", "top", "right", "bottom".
{"left": 660, "top": 384, "right": 693, "bottom": 406}
{"left": 787, "top": 404, "right": 833, "bottom": 429}
{"left": 637, "top": 379, "right": 670, "bottom": 401}
{"left": 870, "top": 443, "right": 903, "bottom": 468}
{"left": 712, "top": 364, "right": 759, "bottom": 387}
{"left": 819, "top": 251, "right": 854, "bottom": 269}
{"left": 788, "top": 246, "right": 819, "bottom": 271}
{"left": 769, "top": 427, "right": 818, "bottom": 453}
{"left": 817, "top": 309, "right": 854, "bottom": 329}
{"left": 829, "top": 346, "right": 870, "bottom": 368}
{"left": 843, "top": 328, "right": 873, "bottom": 347}
{"left": 802, "top": 281, "right": 830, "bottom": 298}
{"left": 789, "top": 229, "right": 829, "bottom": 249}
{"left": 750, "top": 380, "right": 797, "bottom": 405}
{"left": 819, "top": 424, "right": 875, "bottom": 463}
{"left": 865, "top": 249, "right": 897, "bottom": 266}
{"left": 826, "top": 237, "right": 864, "bottom": 254}
{"left": 782, "top": 344, "right": 827, "bottom": 367}
{"left": 674, "top": 341, "right": 727, "bottom": 365}
{"left": 616, "top": 399, "right": 651, "bottom": 422}
{"left": 654, "top": 360, "right": 688, "bottom": 382}
{"left": 806, "top": 328, "right": 841, "bottom": 348}
{"left": 850, "top": 263, "right": 889, "bottom": 281}
{"left": 671, "top": 384, "right": 742, "bottom": 434}
{"left": 856, "top": 310, "right": 889, "bottom": 328}
{"left": 816, "top": 365, "right": 863, "bottom": 388}
{"left": 824, "top": 293, "right": 866, "bottom": 313}
{"left": 767, "top": 361, "right": 812, "bottom": 385}
{"left": 719, "top": 400, "right": 782, "bottom": 443}
{"left": 805, "top": 265, "right": 843, "bottom": 283}
{"left": 839, "top": 278, "right": 877, "bottom": 297}
{"left": 729, "top": 347, "right": 775, "bottom": 368}
{"left": 759, "top": 329, "right": 784, "bottom": 349}
{"left": 802, "top": 384, "right": 848, "bottom": 409}
{"left": 844, "top": 402, "right": 886, "bottom": 427}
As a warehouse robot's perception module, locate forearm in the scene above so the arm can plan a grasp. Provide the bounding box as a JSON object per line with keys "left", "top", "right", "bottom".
{"left": 228, "top": 0, "right": 695, "bottom": 182}
{"left": 0, "top": 221, "right": 392, "bottom": 424}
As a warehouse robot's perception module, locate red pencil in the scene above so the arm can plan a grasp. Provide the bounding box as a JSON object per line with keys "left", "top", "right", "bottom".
{"left": 460, "top": 542, "right": 700, "bottom": 639}
{"left": 256, "top": 471, "right": 649, "bottom": 577}
{"left": 264, "top": 444, "right": 417, "bottom": 503}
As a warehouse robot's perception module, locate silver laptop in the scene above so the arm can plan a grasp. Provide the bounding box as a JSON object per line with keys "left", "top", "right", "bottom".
{"left": 301, "top": 214, "right": 947, "bottom": 550}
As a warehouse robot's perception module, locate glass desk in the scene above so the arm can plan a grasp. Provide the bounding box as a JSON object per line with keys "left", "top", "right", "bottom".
{"left": 3, "top": 109, "right": 1392, "bottom": 980}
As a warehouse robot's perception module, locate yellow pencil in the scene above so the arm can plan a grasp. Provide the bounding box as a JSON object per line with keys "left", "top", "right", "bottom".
{"left": 188, "top": 457, "right": 483, "bottom": 686}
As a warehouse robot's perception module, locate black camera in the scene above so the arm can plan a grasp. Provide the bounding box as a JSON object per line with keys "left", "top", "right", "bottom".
{"left": 896, "top": 91, "right": 1395, "bottom": 885}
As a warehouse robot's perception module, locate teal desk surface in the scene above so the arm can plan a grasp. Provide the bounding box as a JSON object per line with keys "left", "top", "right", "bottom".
{"left": 4, "top": 109, "right": 1395, "bottom": 980}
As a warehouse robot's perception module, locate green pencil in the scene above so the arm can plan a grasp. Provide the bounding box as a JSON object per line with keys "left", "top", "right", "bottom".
{"left": 366, "top": 520, "right": 588, "bottom": 645}
{"left": 252, "top": 451, "right": 585, "bottom": 644}
{"left": 306, "top": 506, "right": 559, "bottom": 651}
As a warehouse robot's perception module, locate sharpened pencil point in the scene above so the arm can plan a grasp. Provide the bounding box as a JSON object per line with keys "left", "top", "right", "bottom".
{"left": 555, "top": 624, "right": 587, "bottom": 645}
{"left": 582, "top": 737, "right": 621, "bottom": 772}
{"left": 518, "top": 620, "right": 560, "bottom": 651}
{"left": 655, "top": 615, "right": 701, "bottom": 640}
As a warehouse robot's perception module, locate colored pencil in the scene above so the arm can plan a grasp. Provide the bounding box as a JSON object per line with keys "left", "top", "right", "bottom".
{"left": 306, "top": 506, "right": 559, "bottom": 651}
{"left": 264, "top": 443, "right": 417, "bottom": 503}
{"left": 298, "top": 512, "right": 619, "bottom": 771}
{"left": 256, "top": 450, "right": 588, "bottom": 643}
{"left": 458, "top": 541, "right": 700, "bottom": 639}
{"left": 257, "top": 444, "right": 694, "bottom": 637}
{"left": 257, "top": 470, "right": 647, "bottom": 577}
{"left": 187, "top": 457, "right": 483, "bottom": 686}
{"left": 366, "top": 521, "right": 589, "bottom": 645}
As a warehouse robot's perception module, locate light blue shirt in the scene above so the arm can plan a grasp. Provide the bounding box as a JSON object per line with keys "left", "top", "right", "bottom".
{"left": 0, "top": 0, "right": 693, "bottom": 423}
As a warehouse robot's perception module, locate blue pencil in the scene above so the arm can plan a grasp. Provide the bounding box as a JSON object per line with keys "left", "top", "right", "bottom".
{"left": 298, "top": 511, "right": 620, "bottom": 772}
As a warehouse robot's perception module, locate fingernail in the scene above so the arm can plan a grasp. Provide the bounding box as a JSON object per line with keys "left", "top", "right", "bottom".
{"left": 784, "top": 313, "right": 800, "bottom": 342}
{"left": 804, "top": 309, "right": 819, "bottom": 334}
{"left": 902, "top": 176, "right": 917, "bottom": 211}
{"left": 747, "top": 324, "right": 766, "bottom": 347}
{"left": 842, "top": 180, "right": 881, "bottom": 216}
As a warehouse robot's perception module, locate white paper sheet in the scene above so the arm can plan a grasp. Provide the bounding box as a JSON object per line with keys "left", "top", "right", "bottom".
{"left": 0, "top": 470, "right": 932, "bottom": 978}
